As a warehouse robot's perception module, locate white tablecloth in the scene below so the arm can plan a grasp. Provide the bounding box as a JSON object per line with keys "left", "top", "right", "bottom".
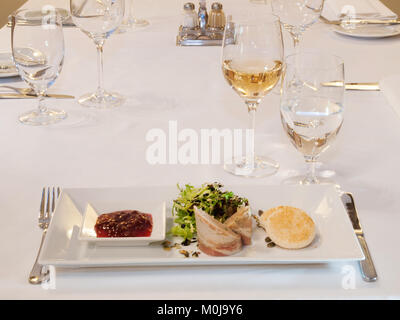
{"left": 1, "top": 0, "right": 400, "bottom": 299}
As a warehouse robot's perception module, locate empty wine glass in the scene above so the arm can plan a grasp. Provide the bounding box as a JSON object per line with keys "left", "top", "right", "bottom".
{"left": 70, "top": 0, "right": 125, "bottom": 108}
{"left": 11, "top": 9, "right": 66, "bottom": 126}
{"left": 280, "top": 52, "right": 345, "bottom": 184}
{"left": 117, "top": 0, "right": 149, "bottom": 33}
{"left": 271, "top": 0, "right": 325, "bottom": 48}
{"left": 221, "top": 15, "right": 284, "bottom": 178}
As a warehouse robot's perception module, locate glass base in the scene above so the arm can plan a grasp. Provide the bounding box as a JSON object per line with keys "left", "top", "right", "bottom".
{"left": 78, "top": 91, "right": 125, "bottom": 109}
{"left": 224, "top": 155, "right": 279, "bottom": 178}
{"left": 282, "top": 175, "right": 336, "bottom": 185}
{"left": 115, "top": 24, "right": 131, "bottom": 34}
{"left": 116, "top": 18, "right": 149, "bottom": 33}
{"left": 132, "top": 18, "right": 149, "bottom": 28}
{"left": 249, "top": 0, "right": 268, "bottom": 3}
{"left": 19, "top": 108, "right": 67, "bottom": 126}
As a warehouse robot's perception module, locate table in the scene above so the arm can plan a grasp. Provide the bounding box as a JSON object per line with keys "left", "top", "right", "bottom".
{"left": 1, "top": 0, "right": 400, "bottom": 299}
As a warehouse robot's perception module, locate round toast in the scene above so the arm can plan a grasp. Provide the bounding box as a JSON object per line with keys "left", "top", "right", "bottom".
{"left": 260, "top": 206, "right": 315, "bottom": 249}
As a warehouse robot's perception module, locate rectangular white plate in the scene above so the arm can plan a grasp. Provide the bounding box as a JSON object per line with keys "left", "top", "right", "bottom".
{"left": 39, "top": 185, "right": 364, "bottom": 267}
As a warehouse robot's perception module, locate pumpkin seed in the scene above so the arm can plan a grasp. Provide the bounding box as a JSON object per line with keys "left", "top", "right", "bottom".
{"left": 179, "top": 250, "right": 190, "bottom": 258}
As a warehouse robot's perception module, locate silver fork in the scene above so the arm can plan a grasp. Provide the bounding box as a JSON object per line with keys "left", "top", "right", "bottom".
{"left": 28, "top": 187, "right": 61, "bottom": 284}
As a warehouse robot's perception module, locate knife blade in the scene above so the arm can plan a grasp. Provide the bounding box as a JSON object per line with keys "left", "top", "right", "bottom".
{"left": 344, "top": 83, "right": 380, "bottom": 91}
{"left": 0, "top": 93, "right": 75, "bottom": 99}
{"left": 341, "top": 192, "right": 378, "bottom": 282}
{"left": 322, "top": 82, "right": 380, "bottom": 91}
{"left": 321, "top": 15, "right": 400, "bottom": 25}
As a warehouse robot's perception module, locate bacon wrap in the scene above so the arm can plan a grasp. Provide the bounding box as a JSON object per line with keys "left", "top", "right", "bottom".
{"left": 224, "top": 206, "right": 252, "bottom": 245}
{"left": 194, "top": 206, "right": 242, "bottom": 256}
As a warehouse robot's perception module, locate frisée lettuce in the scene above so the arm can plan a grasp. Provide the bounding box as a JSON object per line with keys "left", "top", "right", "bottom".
{"left": 170, "top": 182, "right": 249, "bottom": 241}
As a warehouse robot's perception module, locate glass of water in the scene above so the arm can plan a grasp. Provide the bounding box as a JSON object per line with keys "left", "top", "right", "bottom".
{"left": 280, "top": 52, "right": 345, "bottom": 184}
{"left": 11, "top": 9, "right": 66, "bottom": 126}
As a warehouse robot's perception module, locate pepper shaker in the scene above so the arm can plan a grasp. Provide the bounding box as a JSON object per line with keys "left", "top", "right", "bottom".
{"left": 208, "top": 2, "right": 225, "bottom": 30}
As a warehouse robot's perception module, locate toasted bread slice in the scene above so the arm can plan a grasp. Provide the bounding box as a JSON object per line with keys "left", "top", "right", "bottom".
{"left": 259, "top": 206, "right": 279, "bottom": 227}
{"left": 260, "top": 206, "right": 315, "bottom": 249}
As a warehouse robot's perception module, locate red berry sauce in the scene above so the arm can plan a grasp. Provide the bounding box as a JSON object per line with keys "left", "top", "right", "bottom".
{"left": 94, "top": 210, "right": 153, "bottom": 238}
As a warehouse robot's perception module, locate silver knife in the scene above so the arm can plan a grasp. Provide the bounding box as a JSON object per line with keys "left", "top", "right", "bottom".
{"left": 321, "top": 15, "right": 400, "bottom": 25}
{"left": 341, "top": 192, "right": 378, "bottom": 282}
{"left": 0, "top": 93, "right": 75, "bottom": 99}
{"left": 322, "top": 81, "right": 380, "bottom": 91}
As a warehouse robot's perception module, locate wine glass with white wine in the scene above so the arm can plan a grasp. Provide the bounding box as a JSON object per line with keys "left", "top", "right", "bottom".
{"left": 221, "top": 15, "right": 284, "bottom": 177}
{"left": 280, "top": 52, "right": 345, "bottom": 184}
{"left": 70, "top": 0, "right": 125, "bottom": 109}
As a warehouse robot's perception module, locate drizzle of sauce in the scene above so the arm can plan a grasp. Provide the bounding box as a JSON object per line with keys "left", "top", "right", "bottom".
{"left": 94, "top": 210, "right": 153, "bottom": 238}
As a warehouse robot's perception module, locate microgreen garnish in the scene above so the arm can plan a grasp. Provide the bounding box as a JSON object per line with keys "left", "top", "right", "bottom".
{"left": 170, "top": 182, "right": 248, "bottom": 241}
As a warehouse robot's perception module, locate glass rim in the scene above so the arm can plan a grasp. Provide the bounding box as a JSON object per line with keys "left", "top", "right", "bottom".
{"left": 285, "top": 50, "right": 344, "bottom": 69}
{"left": 12, "top": 8, "right": 64, "bottom": 22}
{"left": 230, "top": 13, "right": 281, "bottom": 26}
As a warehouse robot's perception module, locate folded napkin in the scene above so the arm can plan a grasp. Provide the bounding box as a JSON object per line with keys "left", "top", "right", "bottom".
{"left": 324, "top": 0, "right": 397, "bottom": 19}
{"left": 380, "top": 75, "right": 400, "bottom": 120}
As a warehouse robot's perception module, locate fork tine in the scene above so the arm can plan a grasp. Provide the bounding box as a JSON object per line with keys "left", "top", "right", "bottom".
{"left": 57, "top": 187, "right": 61, "bottom": 198}
{"left": 52, "top": 187, "right": 56, "bottom": 213}
{"left": 39, "top": 187, "right": 45, "bottom": 218}
{"left": 46, "top": 187, "right": 51, "bottom": 219}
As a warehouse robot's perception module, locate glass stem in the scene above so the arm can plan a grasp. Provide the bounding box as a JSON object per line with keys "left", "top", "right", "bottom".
{"left": 95, "top": 40, "right": 105, "bottom": 97}
{"left": 246, "top": 101, "right": 258, "bottom": 170}
{"left": 120, "top": 0, "right": 133, "bottom": 28}
{"left": 304, "top": 155, "right": 319, "bottom": 184}
{"left": 291, "top": 32, "right": 301, "bottom": 50}
{"left": 37, "top": 93, "right": 47, "bottom": 114}
{"left": 127, "top": 0, "right": 134, "bottom": 23}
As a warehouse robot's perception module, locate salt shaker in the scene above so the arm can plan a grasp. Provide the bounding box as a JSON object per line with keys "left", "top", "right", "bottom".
{"left": 208, "top": 2, "right": 225, "bottom": 30}
{"left": 182, "top": 2, "right": 198, "bottom": 29}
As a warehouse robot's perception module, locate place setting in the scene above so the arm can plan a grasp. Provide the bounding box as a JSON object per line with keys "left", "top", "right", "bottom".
{"left": 15, "top": 0, "right": 380, "bottom": 287}
{"left": 3, "top": 0, "right": 400, "bottom": 302}
{"left": 321, "top": 0, "right": 400, "bottom": 38}
{"left": 0, "top": 0, "right": 152, "bottom": 126}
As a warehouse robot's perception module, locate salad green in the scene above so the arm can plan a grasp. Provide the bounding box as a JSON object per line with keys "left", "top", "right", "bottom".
{"left": 170, "top": 182, "right": 249, "bottom": 241}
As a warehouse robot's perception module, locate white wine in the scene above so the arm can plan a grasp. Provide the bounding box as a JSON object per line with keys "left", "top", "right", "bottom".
{"left": 281, "top": 97, "right": 344, "bottom": 157}
{"left": 222, "top": 59, "right": 283, "bottom": 101}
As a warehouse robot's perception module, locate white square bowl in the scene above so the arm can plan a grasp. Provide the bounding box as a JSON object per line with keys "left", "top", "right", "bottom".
{"left": 78, "top": 201, "right": 166, "bottom": 246}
